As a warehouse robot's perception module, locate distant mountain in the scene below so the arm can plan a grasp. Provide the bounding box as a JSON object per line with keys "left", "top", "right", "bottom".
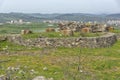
{"left": 53, "top": 13, "right": 108, "bottom": 22}
{"left": 0, "top": 13, "right": 120, "bottom": 23}
{"left": 0, "top": 13, "right": 46, "bottom": 23}
{"left": 106, "top": 14, "right": 120, "bottom": 19}
{"left": 29, "top": 13, "right": 60, "bottom": 18}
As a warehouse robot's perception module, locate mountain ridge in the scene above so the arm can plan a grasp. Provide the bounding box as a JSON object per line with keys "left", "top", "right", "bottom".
{"left": 0, "top": 13, "right": 120, "bottom": 23}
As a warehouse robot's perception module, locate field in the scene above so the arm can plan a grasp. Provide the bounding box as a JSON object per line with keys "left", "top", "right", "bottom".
{"left": 0, "top": 23, "right": 120, "bottom": 80}
{"left": 0, "top": 23, "right": 57, "bottom": 34}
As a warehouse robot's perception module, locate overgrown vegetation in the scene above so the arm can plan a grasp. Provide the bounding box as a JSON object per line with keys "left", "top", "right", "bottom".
{"left": 0, "top": 40, "right": 120, "bottom": 80}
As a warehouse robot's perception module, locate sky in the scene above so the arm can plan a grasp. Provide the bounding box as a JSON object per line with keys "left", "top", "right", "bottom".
{"left": 0, "top": 0, "right": 120, "bottom": 14}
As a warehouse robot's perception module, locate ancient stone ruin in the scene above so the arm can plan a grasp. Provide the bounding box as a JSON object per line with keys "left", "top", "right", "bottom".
{"left": 57, "top": 21, "right": 114, "bottom": 33}
{"left": 0, "top": 33, "right": 117, "bottom": 48}
{"left": 21, "top": 30, "right": 32, "bottom": 35}
{"left": 45, "top": 28, "right": 56, "bottom": 32}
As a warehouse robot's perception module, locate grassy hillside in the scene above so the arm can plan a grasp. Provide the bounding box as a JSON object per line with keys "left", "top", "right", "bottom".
{"left": 0, "top": 40, "right": 120, "bottom": 80}
{"left": 0, "top": 22, "right": 120, "bottom": 80}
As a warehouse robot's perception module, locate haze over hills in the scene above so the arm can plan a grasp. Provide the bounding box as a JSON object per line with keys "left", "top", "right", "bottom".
{"left": 0, "top": 13, "right": 120, "bottom": 23}
{"left": 0, "top": 13, "right": 46, "bottom": 23}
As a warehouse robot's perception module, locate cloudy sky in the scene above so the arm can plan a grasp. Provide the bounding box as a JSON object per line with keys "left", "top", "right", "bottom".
{"left": 0, "top": 0, "right": 120, "bottom": 14}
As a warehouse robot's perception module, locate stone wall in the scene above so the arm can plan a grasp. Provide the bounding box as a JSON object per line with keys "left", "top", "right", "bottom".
{"left": 0, "top": 36, "right": 7, "bottom": 41}
{"left": 5, "top": 33, "right": 117, "bottom": 48}
{"left": 116, "top": 33, "right": 120, "bottom": 40}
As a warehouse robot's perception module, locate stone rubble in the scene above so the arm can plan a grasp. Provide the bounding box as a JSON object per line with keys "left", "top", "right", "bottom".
{"left": 0, "top": 33, "right": 118, "bottom": 48}
{"left": 32, "top": 76, "right": 53, "bottom": 80}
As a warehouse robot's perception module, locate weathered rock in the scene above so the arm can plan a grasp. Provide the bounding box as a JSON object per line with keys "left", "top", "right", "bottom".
{"left": 21, "top": 30, "right": 32, "bottom": 35}
{"left": 32, "top": 76, "right": 46, "bottom": 80}
{"left": 32, "top": 76, "right": 54, "bottom": 80}
{"left": 81, "top": 27, "right": 91, "bottom": 33}
{"left": 43, "top": 67, "right": 48, "bottom": 71}
{"left": 60, "top": 29, "right": 74, "bottom": 36}
{"left": 45, "top": 28, "right": 55, "bottom": 32}
{"left": 0, "top": 36, "right": 7, "bottom": 41}
{"left": 0, "top": 75, "right": 5, "bottom": 80}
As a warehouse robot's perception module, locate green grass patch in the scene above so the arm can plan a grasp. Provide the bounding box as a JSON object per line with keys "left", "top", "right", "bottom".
{"left": 1, "top": 41, "right": 120, "bottom": 79}
{"left": 0, "top": 22, "right": 57, "bottom": 34}
{"left": 0, "top": 41, "right": 41, "bottom": 51}
{"left": 21, "top": 32, "right": 104, "bottom": 39}
{"left": 112, "top": 29, "right": 120, "bottom": 33}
